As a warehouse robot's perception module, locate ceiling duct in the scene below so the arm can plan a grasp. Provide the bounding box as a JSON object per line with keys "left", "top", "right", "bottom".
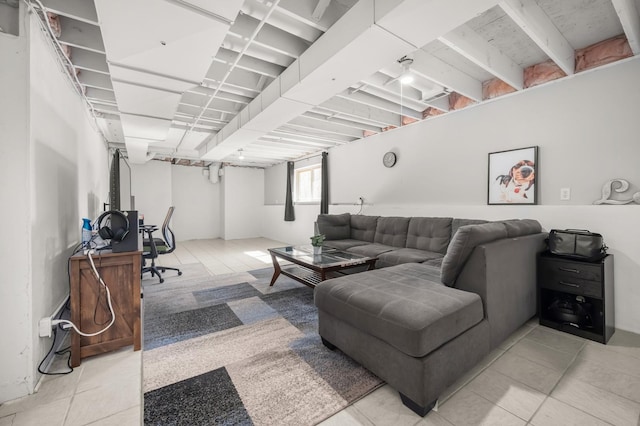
{"left": 208, "top": 162, "right": 222, "bottom": 184}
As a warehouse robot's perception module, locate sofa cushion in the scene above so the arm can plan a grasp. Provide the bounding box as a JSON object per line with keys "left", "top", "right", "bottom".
{"left": 406, "top": 217, "right": 452, "bottom": 254}
{"left": 377, "top": 248, "right": 444, "bottom": 268}
{"left": 451, "top": 218, "right": 488, "bottom": 239}
{"left": 501, "top": 219, "right": 542, "bottom": 237}
{"left": 314, "top": 263, "right": 484, "bottom": 357}
{"left": 351, "top": 215, "right": 379, "bottom": 242}
{"left": 317, "top": 213, "right": 351, "bottom": 240}
{"left": 374, "top": 216, "right": 410, "bottom": 247}
{"left": 441, "top": 222, "right": 509, "bottom": 286}
{"left": 422, "top": 257, "right": 444, "bottom": 268}
{"left": 324, "top": 239, "right": 369, "bottom": 251}
{"left": 348, "top": 243, "right": 395, "bottom": 258}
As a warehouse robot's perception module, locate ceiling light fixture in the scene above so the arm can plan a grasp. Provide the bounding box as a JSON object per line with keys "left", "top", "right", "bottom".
{"left": 398, "top": 56, "right": 414, "bottom": 85}
{"left": 238, "top": 149, "right": 245, "bottom": 160}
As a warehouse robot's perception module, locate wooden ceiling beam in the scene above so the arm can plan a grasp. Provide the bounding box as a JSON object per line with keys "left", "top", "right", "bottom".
{"left": 611, "top": 0, "right": 640, "bottom": 55}
{"left": 500, "top": 0, "right": 575, "bottom": 75}
{"left": 439, "top": 24, "right": 524, "bottom": 91}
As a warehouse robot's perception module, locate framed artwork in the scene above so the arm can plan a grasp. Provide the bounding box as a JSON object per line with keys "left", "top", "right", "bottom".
{"left": 488, "top": 146, "right": 538, "bottom": 205}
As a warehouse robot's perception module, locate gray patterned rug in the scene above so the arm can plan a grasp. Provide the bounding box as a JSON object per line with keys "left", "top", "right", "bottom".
{"left": 142, "top": 267, "right": 383, "bottom": 425}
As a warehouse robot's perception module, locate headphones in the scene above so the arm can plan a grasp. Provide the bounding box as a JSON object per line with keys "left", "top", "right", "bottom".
{"left": 97, "top": 210, "right": 130, "bottom": 242}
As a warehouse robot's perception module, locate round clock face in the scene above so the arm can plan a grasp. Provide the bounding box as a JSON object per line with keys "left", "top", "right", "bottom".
{"left": 383, "top": 152, "right": 397, "bottom": 168}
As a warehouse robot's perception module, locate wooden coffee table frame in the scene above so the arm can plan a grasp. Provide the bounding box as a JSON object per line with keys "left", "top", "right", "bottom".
{"left": 268, "top": 246, "right": 377, "bottom": 288}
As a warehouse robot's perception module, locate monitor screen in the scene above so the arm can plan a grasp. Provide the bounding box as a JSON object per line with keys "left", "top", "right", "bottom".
{"left": 109, "top": 149, "right": 121, "bottom": 211}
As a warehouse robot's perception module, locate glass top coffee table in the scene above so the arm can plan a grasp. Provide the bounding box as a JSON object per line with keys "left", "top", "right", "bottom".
{"left": 268, "top": 245, "right": 377, "bottom": 288}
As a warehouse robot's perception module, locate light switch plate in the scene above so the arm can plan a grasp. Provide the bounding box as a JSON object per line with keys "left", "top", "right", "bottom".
{"left": 560, "top": 188, "right": 571, "bottom": 200}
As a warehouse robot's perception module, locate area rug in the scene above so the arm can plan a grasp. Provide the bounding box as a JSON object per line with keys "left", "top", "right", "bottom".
{"left": 142, "top": 267, "right": 383, "bottom": 425}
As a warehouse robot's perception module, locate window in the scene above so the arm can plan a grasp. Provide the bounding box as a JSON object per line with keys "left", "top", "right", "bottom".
{"left": 294, "top": 164, "right": 322, "bottom": 202}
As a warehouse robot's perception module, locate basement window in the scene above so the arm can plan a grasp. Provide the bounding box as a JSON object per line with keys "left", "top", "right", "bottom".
{"left": 294, "top": 164, "right": 322, "bottom": 203}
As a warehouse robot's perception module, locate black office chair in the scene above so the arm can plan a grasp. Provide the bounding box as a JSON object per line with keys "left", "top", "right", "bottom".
{"left": 142, "top": 206, "right": 182, "bottom": 283}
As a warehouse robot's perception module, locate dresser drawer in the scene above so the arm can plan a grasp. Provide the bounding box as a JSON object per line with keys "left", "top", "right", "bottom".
{"left": 539, "top": 276, "right": 602, "bottom": 298}
{"left": 539, "top": 258, "right": 602, "bottom": 282}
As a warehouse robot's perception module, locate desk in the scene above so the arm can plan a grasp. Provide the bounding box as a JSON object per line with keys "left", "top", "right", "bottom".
{"left": 69, "top": 249, "right": 142, "bottom": 367}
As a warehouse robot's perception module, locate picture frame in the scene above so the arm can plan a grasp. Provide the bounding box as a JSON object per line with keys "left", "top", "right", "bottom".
{"left": 488, "top": 146, "right": 538, "bottom": 205}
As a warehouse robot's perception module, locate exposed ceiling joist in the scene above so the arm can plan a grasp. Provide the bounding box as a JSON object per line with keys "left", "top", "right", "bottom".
{"left": 85, "top": 87, "right": 116, "bottom": 103}
{"left": 287, "top": 115, "right": 363, "bottom": 138}
{"left": 38, "top": 0, "right": 639, "bottom": 168}
{"left": 439, "top": 24, "right": 524, "bottom": 90}
{"left": 215, "top": 47, "right": 285, "bottom": 78}
{"left": 412, "top": 49, "right": 483, "bottom": 102}
{"left": 71, "top": 48, "right": 109, "bottom": 74}
{"left": 318, "top": 97, "right": 401, "bottom": 127}
{"left": 38, "top": 0, "right": 98, "bottom": 24}
{"left": 336, "top": 90, "right": 422, "bottom": 119}
{"left": 302, "top": 111, "right": 381, "bottom": 133}
{"left": 499, "top": 0, "right": 575, "bottom": 75}
{"left": 263, "top": 131, "right": 343, "bottom": 147}
{"left": 611, "top": 0, "right": 640, "bottom": 54}
{"left": 311, "top": 106, "right": 392, "bottom": 129}
{"left": 312, "top": 0, "right": 332, "bottom": 21}
{"left": 241, "top": 0, "right": 324, "bottom": 43}
{"left": 230, "top": 13, "right": 309, "bottom": 58}
{"left": 276, "top": 0, "right": 354, "bottom": 32}
{"left": 78, "top": 70, "right": 113, "bottom": 91}
{"left": 58, "top": 17, "right": 104, "bottom": 53}
{"left": 275, "top": 126, "right": 352, "bottom": 144}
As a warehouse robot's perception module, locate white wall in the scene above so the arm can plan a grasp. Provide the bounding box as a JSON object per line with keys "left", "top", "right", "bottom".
{"left": 130, "top": 161, "right": 222, "bottom": 241}
{"left": 261, "top": 57, "right": 640, "bottom": 334}
{"left": 0, "top": 12, "right": 31, "bottom": 403}
{"left": 0, "top": 9, "right": 109, "bottom": 403}
{"left": 222, "top": 167, "right": 264, "bottom": 240}
{"left": 171, "top": 165, "right": 221, "bottom": 240}
{"left": 130, "top": 160, "right": 173, "bottom": 230}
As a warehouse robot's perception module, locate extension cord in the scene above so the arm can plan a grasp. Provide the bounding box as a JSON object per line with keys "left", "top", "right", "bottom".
{"left": 39, "top": 250, "right": 114, "bottom": 338}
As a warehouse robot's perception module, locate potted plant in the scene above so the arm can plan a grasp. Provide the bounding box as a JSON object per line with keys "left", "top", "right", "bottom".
{"left": 310, "top": 234, "right": 325, "bottom": 255}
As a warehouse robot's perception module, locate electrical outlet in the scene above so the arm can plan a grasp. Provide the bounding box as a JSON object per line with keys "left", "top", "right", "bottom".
{"left": 39, "top": 317, "right": 52, "bottom": 338}
{"left": 560, "top": 188, "right": 571, "bottom": 201}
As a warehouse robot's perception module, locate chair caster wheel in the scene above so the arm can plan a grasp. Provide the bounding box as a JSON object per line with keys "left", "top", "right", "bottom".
{"left": 159, "top": 278, "right": 164, "bottom": 283}
{"left": 160, "top": 268, "right": 166, "bottom": 273}
{"left": 178, "top": 271, "right": 183, "bottom": 276}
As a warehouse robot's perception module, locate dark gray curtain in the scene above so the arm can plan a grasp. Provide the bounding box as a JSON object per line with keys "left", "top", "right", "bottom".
{"left": 320, "top": 152, "right": 328, "bottom": 214}
{"left": 284, "top": 161, "right": 295, "bottom": 221}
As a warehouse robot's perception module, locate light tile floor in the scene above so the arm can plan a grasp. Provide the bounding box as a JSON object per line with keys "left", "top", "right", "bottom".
{"left": 2, "top": 238, "right": 639, "bottom": 425}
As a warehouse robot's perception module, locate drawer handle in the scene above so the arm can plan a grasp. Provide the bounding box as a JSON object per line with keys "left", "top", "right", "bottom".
{"left": 559, "top": 281, "right": 580, "bottom": 288}
{"left": 558, "top": 267, "right": 580, "bottom": 273}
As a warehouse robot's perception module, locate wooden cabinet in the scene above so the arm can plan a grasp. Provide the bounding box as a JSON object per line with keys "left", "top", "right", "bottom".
{"left": 69, "top": 250, "right": 142, "bottom": 366}
{"left": 537, "top": 252, "right": 614, "bottom": 344}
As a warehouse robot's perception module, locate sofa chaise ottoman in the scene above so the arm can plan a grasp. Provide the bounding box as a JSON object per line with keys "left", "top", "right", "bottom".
{"left": 314, "top": 219, "right": 546, "bottom": 415}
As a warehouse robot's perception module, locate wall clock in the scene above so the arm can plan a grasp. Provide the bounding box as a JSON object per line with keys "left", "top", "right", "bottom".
{"left": 383, "top": 151, "right": 397, "bottom": 168}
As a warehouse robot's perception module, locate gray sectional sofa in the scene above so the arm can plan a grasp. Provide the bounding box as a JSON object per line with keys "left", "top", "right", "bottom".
{"left": 314, "top": 214, "right": 546, "bottom": 416}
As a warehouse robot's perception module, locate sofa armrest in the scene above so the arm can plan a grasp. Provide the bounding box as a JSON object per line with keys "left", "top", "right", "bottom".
{"left": 454, "top": 233, "right": 547, "bottom": 349}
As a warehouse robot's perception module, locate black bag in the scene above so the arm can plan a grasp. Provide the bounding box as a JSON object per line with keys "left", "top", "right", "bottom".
{"left": 548, "top": 229, "right": 607, "bottom": 261}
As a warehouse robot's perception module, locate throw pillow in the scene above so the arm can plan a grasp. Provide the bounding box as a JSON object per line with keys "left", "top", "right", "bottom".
{"left": 441, "top": 222, "right": 508, "bottom": 286}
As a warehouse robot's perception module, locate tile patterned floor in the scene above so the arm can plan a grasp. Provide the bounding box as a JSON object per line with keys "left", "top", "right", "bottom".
{"left": 2, "top": 238, "right": 639, "bottom": 425}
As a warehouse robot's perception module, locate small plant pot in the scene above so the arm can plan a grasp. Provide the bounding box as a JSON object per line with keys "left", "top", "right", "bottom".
{"left": 313, "top": 245, "right": 322, "bottom": 255}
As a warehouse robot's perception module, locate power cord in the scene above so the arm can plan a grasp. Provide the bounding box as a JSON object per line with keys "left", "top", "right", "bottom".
{"left": 37, "top": 302, "right": 73, "bottom": 375}
{"left": 355, "top": 197, "right": 364, "bottom": 215}
{"left": 52, "top": 250, "right": 116, "bottom": 337}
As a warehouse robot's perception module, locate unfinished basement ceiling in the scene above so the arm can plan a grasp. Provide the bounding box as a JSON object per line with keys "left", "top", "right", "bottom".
{"left": 31, "top": 0, "right": 640, "bottom": 168}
